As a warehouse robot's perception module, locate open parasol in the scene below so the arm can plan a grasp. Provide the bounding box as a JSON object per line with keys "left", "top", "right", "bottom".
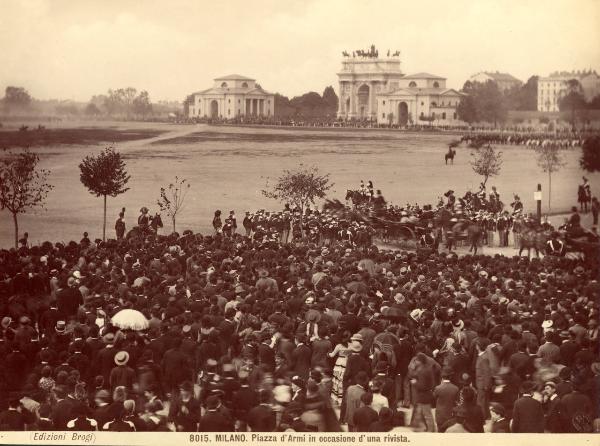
{"left": 111, "top": 309, "right": 149, "bottom": 331}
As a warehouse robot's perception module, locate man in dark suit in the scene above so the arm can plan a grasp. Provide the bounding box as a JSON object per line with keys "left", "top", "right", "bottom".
{"left": 161, "top": 338, "right": 193, "bottom": 393}
{"left": 56, "top": 277, "right": 83, "bottom": 319}
{"left": 291, "top": 334, "right": 312, "bottom": 381}
{"left": 342, "top": 337, "right": 371, "bottom": 390}
{"left": 433, "top": 370, "right": 459, "bottom": 429}
{"left": 490, "top": 402, "right": 510, "bottom": 433}
{"left": 560, "top": 382, "right": 594, "bottom": 433}
{"left": 232, "top": 376, "right": 258, "bottom": 423}
{"left": 475, "top": 340, "right": 492, "bottom": 419}
{"left": 92, "top": 390, "right": 114, "bottom": 430}
{"left": 257, "top": 332, "right": 276, "bottom": 372}
{"left": 353, "top": 392, "right": 379, "bottom": 432}
{"left": 247, "top": 390, "right": 276, "bottom": 432}
{"left": 198, "top": 396, "right": 234, "bottom": 432}
{"left": 542, "top": 381, "right": 563, "bottom": 433}
{"left": 511, "top": 381, "right": 544, "bottom": 432}
{"left": 345, "top": 371, "right": 368, "bottom": 432}
{"left": 394, "top": 328, "right": 414, "bottom": 406}
{"left": 559, "top": 332, "right": 580, "bottom": 368}
{"left": 94, "top": 333, "right": 117, "bottom": 384}
{"left": 51, "top": 386, "right": 76, "bottom": 430}
{"left": 0, "top": 399, "right": 32, "bottom": 431}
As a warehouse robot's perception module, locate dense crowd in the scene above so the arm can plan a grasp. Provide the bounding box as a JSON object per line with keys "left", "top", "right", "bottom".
{"left": 460, "top": 132, "right": 586, "bottom": 148}
{"left": 0, "top": 192, "right": 599, "bottom": 434}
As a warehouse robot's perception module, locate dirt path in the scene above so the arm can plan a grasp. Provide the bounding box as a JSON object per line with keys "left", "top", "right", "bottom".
{"left": 118, "top": 124, "right": 207, "bottom": 149}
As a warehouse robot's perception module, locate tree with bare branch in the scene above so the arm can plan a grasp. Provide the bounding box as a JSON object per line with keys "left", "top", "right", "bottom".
{"left": 157, "top": 176, "right": 191, "bottom": 234}
{"left": 470, "top": 145, "right": 503, "bottom": 187}
{"left": 535, "top": 144, "right": 566, "bottom": 210}
{"left": 0, "top": 149, "right": 53, "bottom": 248}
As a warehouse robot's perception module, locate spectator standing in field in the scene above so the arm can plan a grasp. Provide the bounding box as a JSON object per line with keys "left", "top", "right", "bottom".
{"left": 115, "top": 208, "right": 126, "bottom": 240}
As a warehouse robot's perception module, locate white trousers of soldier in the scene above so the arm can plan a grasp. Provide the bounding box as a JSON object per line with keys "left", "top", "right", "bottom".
{"left": 487, "top": 230, "right": 495, "bottom": 247}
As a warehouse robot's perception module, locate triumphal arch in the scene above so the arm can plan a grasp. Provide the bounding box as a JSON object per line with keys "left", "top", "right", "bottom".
{"left": 337, "top": 45, "right": 403, "bottom": 120}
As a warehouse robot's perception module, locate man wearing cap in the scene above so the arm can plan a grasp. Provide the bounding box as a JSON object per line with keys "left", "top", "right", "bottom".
{"left": 541, "top": 381, "right": 563, "bottom": 433}
{"left": 110, "top": 351, "right": 136, "bottom": 391}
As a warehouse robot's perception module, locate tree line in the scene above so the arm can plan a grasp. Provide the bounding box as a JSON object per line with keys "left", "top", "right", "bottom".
{"left": 0, "top": 86, "right": 179, "bottom": 118}
{"left": 457, "top": 76, "right": 600, "bottom": 127}
{"left": 273, "top": 86, "right": 338, "bottom": 119}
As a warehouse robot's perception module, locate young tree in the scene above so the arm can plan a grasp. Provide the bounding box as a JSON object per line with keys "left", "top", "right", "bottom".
{"left": 262, "top": 164, "right": 333, "bottom": 234}
{"left": 0, "top": 150, "right": 53, "bottom": 248}
{"left": 157, "top": 176, "right": 191, "bottom": 234}
{"left": 79, "top": 147, "right": 130, "bottom": 241}
{"left": 580, "top": 136, "right": 600, "bottom": 173}
{"left": 535, "top": 144, "right": 566, "bottom": 210}
{"left": 470, "top": 145, "right": 503, "bottom": 187}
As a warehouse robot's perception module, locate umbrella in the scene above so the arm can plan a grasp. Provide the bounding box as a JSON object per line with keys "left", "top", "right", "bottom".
{"left": 111, "top": 309, "right": 149, "bottom": 331}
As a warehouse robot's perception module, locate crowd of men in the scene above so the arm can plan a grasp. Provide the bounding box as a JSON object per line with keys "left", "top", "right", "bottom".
{"left": 0, "top": 187, "right": 599, "bottom": 434}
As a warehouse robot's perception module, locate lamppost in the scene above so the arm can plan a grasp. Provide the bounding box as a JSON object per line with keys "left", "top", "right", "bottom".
{"left": 534, "top": 184, "right": 542, "bottom": 224}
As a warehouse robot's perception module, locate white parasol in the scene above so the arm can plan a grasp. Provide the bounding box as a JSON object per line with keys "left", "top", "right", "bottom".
{"left": 111, "top": 309, "right": 149, "bottom": 331}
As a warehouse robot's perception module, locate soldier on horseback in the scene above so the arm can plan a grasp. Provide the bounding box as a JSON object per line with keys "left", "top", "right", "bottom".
{"left": 138, "top": 207, "right": 150, "bottom": 230}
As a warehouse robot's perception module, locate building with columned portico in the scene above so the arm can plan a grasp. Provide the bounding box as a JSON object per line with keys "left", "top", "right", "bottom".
{"left": 186, "top": 74, "right": 274, "bottom": 119}
{"left": 337, "top": 48, "right": 463, "bottom": 126}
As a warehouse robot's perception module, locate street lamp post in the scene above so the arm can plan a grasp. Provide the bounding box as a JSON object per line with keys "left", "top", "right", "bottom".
{"left": 535, "top": 184, "right": 542, "bottom": 224}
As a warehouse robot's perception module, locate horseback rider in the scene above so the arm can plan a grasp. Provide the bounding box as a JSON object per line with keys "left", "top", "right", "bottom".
{"left": 138, "top": 207, "right": 150, "bottom": 229}
{"left": 360, "top": 180, "right": 367, "bottom": 197}
{"left": 367, "top": 180, "right": 374, "bottom": 200}
{"left": 510, "top": 194, "right": 523, "bottom": 217}
{"left": 578, "top": 176, "right": 591, "bottom": 213}
{"left": 545, "top": 232, "right": 565, "bottom": 257}
{"left": 444, "top": 190, "right": 456, "bottom": 209}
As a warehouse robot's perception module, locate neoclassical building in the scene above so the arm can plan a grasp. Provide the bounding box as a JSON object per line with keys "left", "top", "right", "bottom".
{"left": 187, "top": 74, "right": 274, "bottom": 119}
{"left": 337, "top": 52, "right": 463, "bottom": 126}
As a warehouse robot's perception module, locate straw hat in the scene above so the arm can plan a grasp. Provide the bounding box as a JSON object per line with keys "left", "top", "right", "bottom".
{"left": 114, "top": 351, "right": 130, "bottom": 366}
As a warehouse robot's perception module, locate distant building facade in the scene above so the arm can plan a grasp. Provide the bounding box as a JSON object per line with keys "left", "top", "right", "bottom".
{"left": 468, "top": 72, "right": 522, "bottom": 91}
{"left": 336, "top": 47, "right": 463, "bottom": 126}
{"left": 187, "top": 74, "right": 274, "bottom": 118}
{"left": 538, "top": 70, "right": 600, "bottom": 112}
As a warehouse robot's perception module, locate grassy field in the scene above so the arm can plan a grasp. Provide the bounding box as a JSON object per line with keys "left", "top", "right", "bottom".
{"left": 0, "top": 121, "right": 597, "bottom": 247}
{"left": 0, "top": 127, "right": 166, "bottom": 149}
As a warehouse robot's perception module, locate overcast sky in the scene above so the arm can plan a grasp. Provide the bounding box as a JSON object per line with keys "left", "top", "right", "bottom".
{"left": 1, "top": 0, "right": 599, "bottom": 102}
